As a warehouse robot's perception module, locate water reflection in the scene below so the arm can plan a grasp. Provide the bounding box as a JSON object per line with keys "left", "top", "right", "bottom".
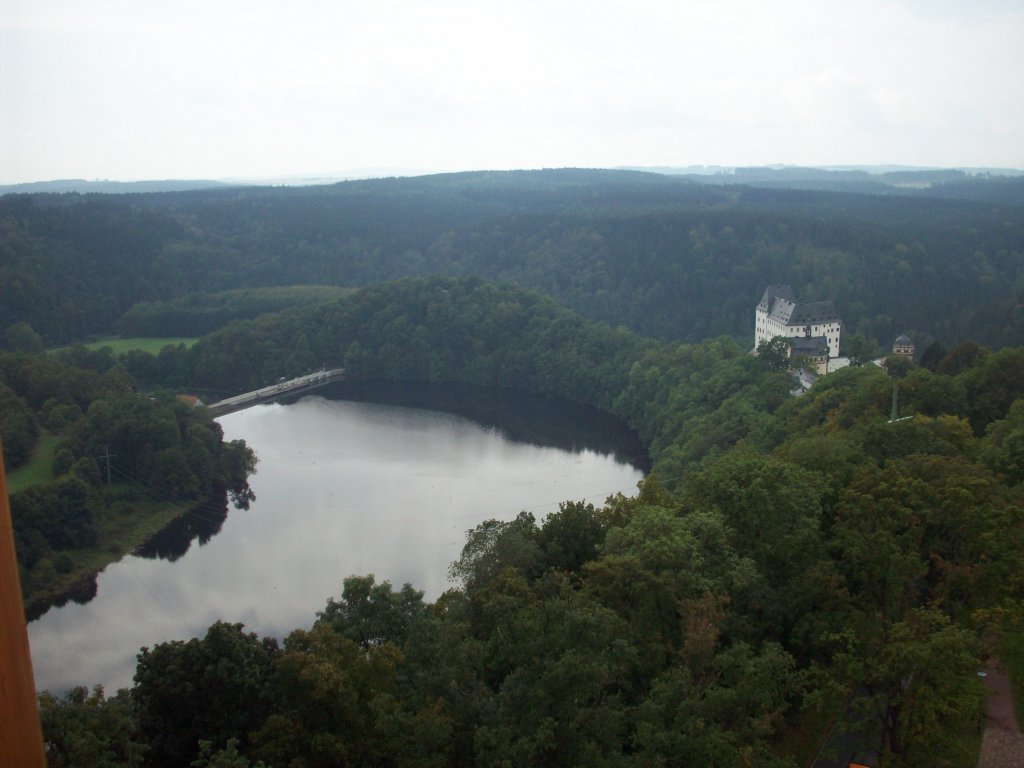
{"left": 134, "top": 498, "right": 230, "bottom": 561}
{"left": 28, "top": 388, "right": 646, "bottom": 695}
{"left": 25, "top": 577, "right": 98, "bottom": 622}
{"left": 27, "top": 493, "right": 240, "bottom": 622}
{"left": 307, "top": 381, "right": 651, "bottom": 472}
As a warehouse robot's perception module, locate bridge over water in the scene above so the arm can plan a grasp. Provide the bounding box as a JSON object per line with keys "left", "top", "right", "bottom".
{"left": 205, "top": 368, "right": 345, "bottom": 417}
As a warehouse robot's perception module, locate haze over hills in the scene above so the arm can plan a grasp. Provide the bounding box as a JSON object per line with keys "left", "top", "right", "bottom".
{"left": 0, "top": 168, "right": 437, "bottom": 195}
{"left": 621, "top": 164, "right": 1024, "bottom": 176}
{"left": 0, "top": 179, "right": 234, "bottom": 195}
{"left": 619, "top": 165, "right": 1024, "bottom": 197}
{"left": 3, "top": 164, "right": 1022, "bottom": 196}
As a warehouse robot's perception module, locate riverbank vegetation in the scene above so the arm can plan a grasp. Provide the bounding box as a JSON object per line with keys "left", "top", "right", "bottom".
{"left": 0, "top": 350, "right": 256, "bottom": 610}
{"left": 30, "top": 277, "right": 1024, "bottom": 768}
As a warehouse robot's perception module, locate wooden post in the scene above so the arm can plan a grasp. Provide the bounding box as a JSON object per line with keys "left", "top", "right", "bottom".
{"left": 0, "top": 437, "right": 47, "bottom": 766}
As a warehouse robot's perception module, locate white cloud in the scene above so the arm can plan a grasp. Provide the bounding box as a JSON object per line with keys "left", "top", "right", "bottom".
{"left": 1, "top": 0, "right": 1022, "bottom": 181}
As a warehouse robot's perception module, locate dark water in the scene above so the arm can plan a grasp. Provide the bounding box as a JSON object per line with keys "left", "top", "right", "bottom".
{"left": 28, "top": 384, "right": 646, "bottom": 694}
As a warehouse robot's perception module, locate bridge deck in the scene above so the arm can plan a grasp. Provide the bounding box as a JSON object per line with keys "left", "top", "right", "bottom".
{"left": 205, "top": 368, "right": 345, "bottom": 417}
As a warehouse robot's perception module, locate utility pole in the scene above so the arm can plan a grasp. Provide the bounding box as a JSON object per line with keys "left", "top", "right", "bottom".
{"left": 888, "top": 379, "right": 912, "bottom": 424}
{"left": 98, "top": 445, "right": 115, "bottom": 485}
{"left": 0, "top": 437, "right": 48, "bottom": 766}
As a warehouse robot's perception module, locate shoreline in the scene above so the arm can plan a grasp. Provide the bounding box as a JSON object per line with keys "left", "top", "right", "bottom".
{"left": 22, "top": 494, "right": 215, "bottom": 622}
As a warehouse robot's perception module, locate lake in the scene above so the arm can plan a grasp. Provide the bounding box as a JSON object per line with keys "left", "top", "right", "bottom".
{"left": 28, "top": 383, "right": 647, "bottom": 695}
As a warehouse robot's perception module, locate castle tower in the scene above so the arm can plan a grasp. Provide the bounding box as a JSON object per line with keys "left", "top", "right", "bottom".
{"left": 892, "top": 334, "right": 915, "bottom": 357}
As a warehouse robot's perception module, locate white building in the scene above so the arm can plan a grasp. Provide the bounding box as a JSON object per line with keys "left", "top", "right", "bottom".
{"left": 755, "top": 285, "right": 842, "bottom": 359}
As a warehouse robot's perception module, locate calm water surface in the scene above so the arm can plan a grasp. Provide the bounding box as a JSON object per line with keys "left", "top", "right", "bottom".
{"left": 29, "top": 389, "right": 645, "bottom": 694}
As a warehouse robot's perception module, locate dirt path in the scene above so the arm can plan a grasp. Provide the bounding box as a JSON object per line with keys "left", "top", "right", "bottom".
{"left": 978, "top": 659, "right": 1024, "bottom": 768}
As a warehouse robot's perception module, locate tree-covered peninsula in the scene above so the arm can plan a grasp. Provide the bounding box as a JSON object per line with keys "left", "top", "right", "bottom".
{"left": 29, "top": 276, "right": 1024, "bottom": 768}
{"left": 1, "top": 348, "right": 255, "bottom": 612}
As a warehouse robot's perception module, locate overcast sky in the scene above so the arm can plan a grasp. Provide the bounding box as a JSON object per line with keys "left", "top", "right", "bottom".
{"left": 2, "top": 0, "right": 1022, "bottom": 183}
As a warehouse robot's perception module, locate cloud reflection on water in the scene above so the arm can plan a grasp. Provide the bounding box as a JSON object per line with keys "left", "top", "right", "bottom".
{"left": 29, "top": 393, "right": 645, "bottom": 695}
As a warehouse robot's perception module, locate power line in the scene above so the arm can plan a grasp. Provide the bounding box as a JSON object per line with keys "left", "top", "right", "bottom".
{"left": 108, "top": 465, "right": 240, "bottom": 530}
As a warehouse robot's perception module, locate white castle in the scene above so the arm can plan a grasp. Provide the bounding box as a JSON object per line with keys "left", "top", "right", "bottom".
{"left": 755, "top": 285, "right": 842, "bottom": 369}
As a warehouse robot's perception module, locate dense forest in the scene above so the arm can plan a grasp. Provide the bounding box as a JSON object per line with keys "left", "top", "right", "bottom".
{"left": 29, "top": 277, "right": 1024, "bottom": 768}
{"left": 2, "top": 169, "right": 1023, "bottom": 350}
{"left": 3, "top": 169, "right": 1023, "bottom": 765}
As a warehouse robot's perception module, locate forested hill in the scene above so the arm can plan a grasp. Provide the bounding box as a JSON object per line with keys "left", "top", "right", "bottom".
{"left": 2, "top": 168, "right": 1022, "bottom": 348}
{"left": 37, "top": 277, "right": 1024, "bottom": 768}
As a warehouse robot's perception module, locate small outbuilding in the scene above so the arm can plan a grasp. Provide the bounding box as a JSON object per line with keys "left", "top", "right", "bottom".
{"left": 892, "top": 334, "right": 914, "bottom": 357}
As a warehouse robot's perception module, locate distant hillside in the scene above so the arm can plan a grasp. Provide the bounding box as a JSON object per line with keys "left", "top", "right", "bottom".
{"left": 622, "top": 165, "right": 1024, "bottom": 201}
{"left": 0, "top": 179, "right": 231, "bottom": 195}
{"left": 623, "top": 164, "right": 1024, "bottom": 177}
{"left": 1, "top": 168, "right": 1022, "bottom": 349}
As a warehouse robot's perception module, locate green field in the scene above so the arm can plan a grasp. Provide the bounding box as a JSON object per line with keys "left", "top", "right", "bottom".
{"left": 6, "top": 433, "right": 60, "bottom": 493}
{"left": 50, "top": 336, "right": 199, "bottom": 355}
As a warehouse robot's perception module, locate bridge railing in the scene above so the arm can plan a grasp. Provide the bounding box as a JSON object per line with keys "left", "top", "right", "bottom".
{"left": 205, "top": 368, "right": 345, "bottom": 416}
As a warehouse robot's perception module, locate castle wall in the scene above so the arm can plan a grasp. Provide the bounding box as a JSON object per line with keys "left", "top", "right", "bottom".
{"left": 755, "top": 308, "right": 842, "bottom": 358}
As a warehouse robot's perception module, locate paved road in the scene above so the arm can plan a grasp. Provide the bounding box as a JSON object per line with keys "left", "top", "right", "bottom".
{"left": 978, "top": 658, "right": 1024, "bottom": 768}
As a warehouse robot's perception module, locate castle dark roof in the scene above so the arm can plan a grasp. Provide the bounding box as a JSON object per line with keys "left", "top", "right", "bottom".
{"left": 758, "top": 285, "right": 796, "bottom": 311}
{"left": 758, "top": 286, "right": 841, "bottom": 326}
{"left": 787, "top": 301, "right": 841, "bottom": 325}
{"left": 791, "top": 336, "right": 829, "bottom": 357}
{"left": 894, "top": 334, "right": 913, "bottom": 345}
